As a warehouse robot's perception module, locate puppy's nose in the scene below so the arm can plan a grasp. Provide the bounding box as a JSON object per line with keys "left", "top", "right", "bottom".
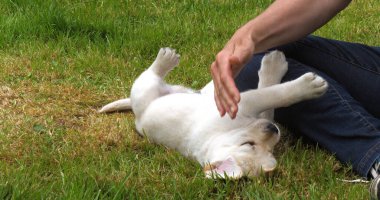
{"left": 265, "top": 123, "right": 279, "bottom": 134}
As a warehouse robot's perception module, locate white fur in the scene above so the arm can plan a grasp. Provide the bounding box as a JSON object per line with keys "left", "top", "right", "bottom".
{"left": 100, "top": 48, "right": 328, "bottom": 179}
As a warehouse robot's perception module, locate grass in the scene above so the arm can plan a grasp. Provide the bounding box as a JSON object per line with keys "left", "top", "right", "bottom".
{"left": 0, "top": 0, "right": 378, "bottom": 199}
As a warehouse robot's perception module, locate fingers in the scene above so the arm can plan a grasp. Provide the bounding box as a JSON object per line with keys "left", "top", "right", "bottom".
{"left": 210, "top": 32, "right": 254, "bottom": 119}
{"left": 218, "top": 67, "right": 239, "bottom": 119}
{"left": 211, "top": 55, "right": 241, "bottom": 119}
{"left": 211, "top": 62, "right": 226, "bottom": 116}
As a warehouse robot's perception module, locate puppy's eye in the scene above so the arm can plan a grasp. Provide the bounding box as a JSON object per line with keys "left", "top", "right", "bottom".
{"left": 241, "top": 141, "right": 256, "bottom": 146}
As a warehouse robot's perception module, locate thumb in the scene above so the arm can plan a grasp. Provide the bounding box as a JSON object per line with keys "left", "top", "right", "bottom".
{"left": 228, "top": 55, "right": 243, "bottom": 78}
{"left": 229, "top": 55, "right": 241, "bottom": 66}
{"left": 230, "top": 41, "right": 254, "bottom": 73}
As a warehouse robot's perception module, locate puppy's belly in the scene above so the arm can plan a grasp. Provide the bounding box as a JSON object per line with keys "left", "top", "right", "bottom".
{"left": 137, "top": 93, "right": 214, "bottom": 152}
{"left": 137, "top": 92, "right": 255, "bottom": 157}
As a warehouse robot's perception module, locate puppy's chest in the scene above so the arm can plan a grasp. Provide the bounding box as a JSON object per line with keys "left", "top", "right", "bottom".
{"left": 139, "top": 111, "right": 193, "bottom": 143}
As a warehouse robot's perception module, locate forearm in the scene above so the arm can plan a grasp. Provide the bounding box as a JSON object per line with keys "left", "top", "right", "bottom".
{"left": 244, "top": 0, "right": 351, "bottom": 53}
{"left": 211, "top": 0, "right": 351, "bottom": 119}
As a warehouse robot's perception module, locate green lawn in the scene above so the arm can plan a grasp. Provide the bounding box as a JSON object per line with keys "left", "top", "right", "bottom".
{"left": 0, "top": 0, "right": 379, "bottom": 199}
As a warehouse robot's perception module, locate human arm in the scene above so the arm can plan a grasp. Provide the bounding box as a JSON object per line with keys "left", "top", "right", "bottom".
{"left": 211, "top": 0, "right": 352, "bottom": 119}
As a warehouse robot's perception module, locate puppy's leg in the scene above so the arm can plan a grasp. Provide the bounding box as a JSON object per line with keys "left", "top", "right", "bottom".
{"left": 149, "top": 48, "right": 180, "bottom": 78}
{"left": 239, "top": 73, "right": 328, "bottom": 118}
{"left": 131, "top": 48, "right": 181, "bottom": 117}
{"left": 168, "top": 85, "right": 196, "bottom": 94}
{"left": 257, "top": 51, "right": 288, "bottom": 120}
{"left": 151, "top": 48, "right": 198, "bottom": 94}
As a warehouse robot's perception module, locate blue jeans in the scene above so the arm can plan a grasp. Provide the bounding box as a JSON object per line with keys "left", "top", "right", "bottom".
{"left": 235, "top": 35, "right": 380, "bottom": 177}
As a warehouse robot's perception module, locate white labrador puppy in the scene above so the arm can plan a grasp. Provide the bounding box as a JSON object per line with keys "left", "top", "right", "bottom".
{"left": 99, "top": 48, "right": 328, "bottom": 179}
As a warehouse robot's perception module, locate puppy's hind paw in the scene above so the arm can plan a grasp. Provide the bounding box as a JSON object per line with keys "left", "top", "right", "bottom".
{"left": 155, "top": 47, "right": 180, "bottom": 69}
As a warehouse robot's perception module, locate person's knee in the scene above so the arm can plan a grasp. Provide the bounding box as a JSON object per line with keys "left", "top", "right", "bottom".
{"left": 235, "top": 54, "right": 264, "bottom": 92}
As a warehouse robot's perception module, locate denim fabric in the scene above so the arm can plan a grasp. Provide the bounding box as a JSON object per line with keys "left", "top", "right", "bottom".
{"left": 235, "top": 35, "right": 380, "bottom": 177}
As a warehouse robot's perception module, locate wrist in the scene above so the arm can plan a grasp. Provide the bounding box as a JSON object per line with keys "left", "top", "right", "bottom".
{"left": 246, "top": 19, "right": 267, "bottom": 54}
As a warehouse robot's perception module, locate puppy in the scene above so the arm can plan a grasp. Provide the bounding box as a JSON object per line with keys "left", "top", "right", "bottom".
{"left": 99, "top": 48, "right": 328, "bottom": 179}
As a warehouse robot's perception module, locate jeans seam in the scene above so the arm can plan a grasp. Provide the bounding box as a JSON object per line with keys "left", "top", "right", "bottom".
{"left": 329, "top": 82, "right": 379, "bottom": 132}
{"left": 358, "top": 140, "right": 380, "bottom": 176}
{"left": 329, "top": 83, "right": 380, "bottom": 175}
{"left": 290, "top": 60, "right": 380, "bottom": 132}
{"left": 297, "top": 40, "right": 380, "bottom": 76}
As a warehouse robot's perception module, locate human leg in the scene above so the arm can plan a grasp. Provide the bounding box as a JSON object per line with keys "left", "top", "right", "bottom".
{"left": 235, "top": 53, "right": 380, "bottom": 178}
{"left": 275, "top": 59, "right": 380, "bottom": 178}
{"left": 282, "top": 37, "right": 380, "bottom": 199}
{"left": 277, "top": 35, "right": 380, "bottom": 117}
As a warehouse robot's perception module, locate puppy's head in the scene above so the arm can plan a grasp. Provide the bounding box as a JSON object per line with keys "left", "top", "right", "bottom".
{"left": 204, "top": 119, "right": 280, "bottom": 179}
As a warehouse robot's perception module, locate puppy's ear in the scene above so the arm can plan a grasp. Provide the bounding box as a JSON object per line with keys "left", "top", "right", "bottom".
{"left": 203, "top": 157, "right": 243, "bottom": 179}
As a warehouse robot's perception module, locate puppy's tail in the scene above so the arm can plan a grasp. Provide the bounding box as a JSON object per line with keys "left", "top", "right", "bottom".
{"left": 98, "top": 98, "right": 132, "bottom": 113}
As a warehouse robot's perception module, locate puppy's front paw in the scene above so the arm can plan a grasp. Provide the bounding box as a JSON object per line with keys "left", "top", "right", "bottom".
{"left": 259, "top": 50, "right": 288, "bottom": 81}
{"left": 155, "top": 47, "right": 180, "bottom": 69}
{"left": 298, "top": 72, "right": 328, "bottom": 99}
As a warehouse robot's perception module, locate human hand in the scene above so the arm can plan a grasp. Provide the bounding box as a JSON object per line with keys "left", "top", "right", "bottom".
{"left": 210, "top": 27, "right": 255, "bottom": 119}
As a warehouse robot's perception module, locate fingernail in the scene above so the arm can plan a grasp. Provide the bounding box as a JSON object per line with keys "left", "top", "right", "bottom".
{"left": 231, "top": 106, "right": 236, "bottom": 113}
{"left": 218, "top": 109, "right": 225, "bottom": 117}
